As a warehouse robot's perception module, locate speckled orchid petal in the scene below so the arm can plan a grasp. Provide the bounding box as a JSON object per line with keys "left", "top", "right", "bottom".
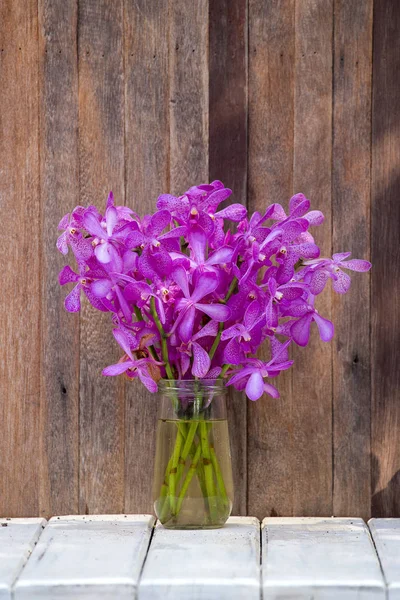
{"left": 310, "top": 270, "right": 329, "bottom": 295}
{"left": 59, "top": 265, "right": 80, "bottom": 285}
{"left": 64, "top": 284, "right": 81, "bottom": 312}
{"left": 191, "top": 342, "right": 211, "bottom": 378}
{"left": 332, "top": 269, "right": 351, "bottom": 294}
{"left": 214, "top": 203, "right": 247, "bottom": 222}
{"left": 341, "top": 259, "right": 371, "bottom": 272}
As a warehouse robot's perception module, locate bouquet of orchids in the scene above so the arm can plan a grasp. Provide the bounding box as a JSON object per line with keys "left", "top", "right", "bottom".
{"left": 57, "top": 181, "right": 371, "bottom": 401}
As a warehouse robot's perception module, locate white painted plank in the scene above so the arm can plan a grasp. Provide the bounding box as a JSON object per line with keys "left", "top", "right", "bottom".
{"left": 369, "top": 518, "right": 400, "bottom": 599}
{"left": 0, "top": 517, "right": 46, "bottom": 600}
{"left": 14, "top": 514, "right": 155, "bottom": 599}
{"left": 138, "top": 516, "right": 260, "bottom": 600}
{"left": 262, "top": 517, "right": 385, "bottom": 599}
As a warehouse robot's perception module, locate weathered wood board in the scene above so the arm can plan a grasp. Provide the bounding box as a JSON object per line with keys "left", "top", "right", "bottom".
{"left": 139, "top": 516, "right": 261, "bottom": 600}
{"left": 369, "top": 519, "right": 400, "bottom": 599}
{"left": 14, "top": 515, "right": 154, "bottom": 599}
{"left": 0, "top": 518, "right": 46, "bottom": 600}
{"left": 262, "top": 517, "right": 385, "bottom": 598}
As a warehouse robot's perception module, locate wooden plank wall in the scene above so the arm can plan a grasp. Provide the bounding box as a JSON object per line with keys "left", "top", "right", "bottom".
{"left": 0, "top": 0, "right": 399, "bottom": 520}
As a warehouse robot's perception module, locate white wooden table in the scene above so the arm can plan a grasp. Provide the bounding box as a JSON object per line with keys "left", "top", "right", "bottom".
{"left": 1, "top": 514, "right": 399, "bottom": 599}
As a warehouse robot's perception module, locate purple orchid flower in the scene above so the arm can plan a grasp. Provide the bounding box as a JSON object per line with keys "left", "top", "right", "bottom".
{"left": 221, "top": 300, "right": 264, "bottom": 364}
{"left": 304, "top": 253, "right": 372, "bottom": 294}
{"left": 57, "top": 208, "right": 94, "bottom": 261}
{"left": 227, "top": 351, "right": 294, "bottom": 401}
{"left": 102, "top": 329, "right": 162, "bottom": 392}
{"left": 58, "top": 265, "right": 108, "bottom": 313}
{"left": 284, "top": 297, "right": 334, "bottom": 347}
{"left": 178, "top": 320, "right": 219, "bottom": 378}
{"left": 57, "top": 186, "right": 371, "bottom": 401}
{"left": 82, "top": 205, "right": 134, "bottom": 264}
{"left": 171, "top": 266, "right": 231, "bottom": 342}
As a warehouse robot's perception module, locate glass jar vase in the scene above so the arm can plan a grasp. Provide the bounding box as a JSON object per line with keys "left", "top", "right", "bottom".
{"left": 153, "top": 379, "right": 234, "bottom": 529}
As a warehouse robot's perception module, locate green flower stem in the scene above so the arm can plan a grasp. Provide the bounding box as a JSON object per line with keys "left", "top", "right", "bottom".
{"left": 150, "top": 296, "right": 174, "bottom": 380}
{"left": 165, "top": 425, "right": 184, "bottom": 515}
{"left": 208, "top": 278, "right": 237, "bottom": 361}
{"left": 220, "top": 363, "right": 232, "bottom": 379}
{"left": 158, "top": 422, "right": 188, "bottom": 520}
{"left": 175, "top": 442, "right": 202, "bottom": 515}
{"left": 199, "top": 421, "right": 218, "bottom": 522}
{"left": 210, "top": 445, "right": 229, "bottom": 507}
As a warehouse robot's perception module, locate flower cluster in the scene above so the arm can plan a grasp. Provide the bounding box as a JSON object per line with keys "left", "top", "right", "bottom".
{"left": 57, "top": 182, "right": 371, "bottom": 401}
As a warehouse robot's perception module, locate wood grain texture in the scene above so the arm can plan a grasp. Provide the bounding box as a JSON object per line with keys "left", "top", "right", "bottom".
{"left": 262, "top": 517, "right": 385, "bottom": 598}
{"left": 38, "top": 0, "right": 79, "bottom": 518}
{"left": 369, "top": 519, "right": 400, "bottom": 598}
{"left": 0, "top": 518, "right": 46, "bottom": 600}
{"left": 0, "top": 0, "right": 41, "bottom": 517}
{"left": 139, "top": 517, "right": 260, "bottom": 600}
{"left": 247, "top": 0, "right": 295, "bottom": 519}
{"left": 292, "top": 0, "right": 333, "bottom": 516}
{"left": 123, "top": 0, "right": 170, "bottom": 514}
{"left": 78, "top": 0, "right": 125, "bottom": 514}
{"left": 2, "top": 0, "right": 400, "bottom": 519}
{"left": 332, "top": 0, "right": 373, "bottom": 520}
{"left": 371, "top": 0, "right": 400, "bottom": 518}
{"left": 169, "top": 0, "right": 209, "bottom": 194}
{"left": 209, "top": 0, "right": 248, "bottom": 516}
{"left": 14, "top": 515, "right": 155, "bottom": 599}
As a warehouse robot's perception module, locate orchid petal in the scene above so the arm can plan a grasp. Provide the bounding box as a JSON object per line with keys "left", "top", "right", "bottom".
{"left": 206, "top": 246, "right": 234, "bottom": 266}
{"left": 138, "top": 370, "right": 158, "bottom": 393}
{"left": 178, "top": 305, "right": 196, "bottom": 342}
{"left": 313, "top": 312, "right": 334, "bottom": 342}
{"left": 289, "top": 193, "right": 310, "bottom": 217}
{"left": 215, "top": 203, "right": 247, "bottom": 221}
{"left": 224, "top": 337, "right": 243, "bottom": 365}
{"left": 291, "top": 313, "right": 313, "bottom": 346}
{"left": 125, "top": 230, "right": 146, "bottom": 248}
{"left": 332, "top": 252, "right": 351, "bottom": 262}
{"left": 113, "top": 329, "right": 134, "bottom": 360}
{"left": 332, "top": 269, "right": 351, "bottom": 294}
{"left": 56, "top": 232, "right": 69, "bottom": 254}
{"left": 263, "top": 382, "right": 280, "bottom": 399}
{"left": 192, "top": 341, "right": 211, "bottom": 378}
{"left": 106, "top": 191, "right": 114, "bottom": 209}
{"left": 195, "top": 303, "right": 231, "bottom": 321}
{"left": 105, "top": 206, "right": 118, "bottom": 236}
{"left": 310, "top": 270, "right": 329, "bottom": 295}
{"left": 157, "top": 194, "right": 189, "bottom": 213}
{"left": 304, "top": 210, "right": 324, "bottom": 226}
{"left": 83, "top": 210, "right": 107, "bottom": 240}
{"left": 193, "top": 320, "right": 219, "bottom": 340}
{"left": 91, "top": 278, "right": 113, "bottom": 298}
{"left": 102, "top": 361, "right": 132, "bottom": 376}
{"left": 245, "top": 372, "right": 264, "bottom": 401}
{"left": 188, "top": 225, "right": 207, "bottom": 265}
{"left": 172, "top": 265, "right": 190, "bottom": 298}
{"left": 64, "top": 283, "right": 81, "bottom": 312}
{"left": 58, "top": 213, "right": 70, "bottom": 230}
{"left": 148, "top": 209, "right": 171, "bottom": 236}
{"left": 83, "top": 288, "right": 109, "bottom": 312}
{"left": 59, "top": 265, "right": 80, "bottom": 285}
{"left": 95, "top": 242, "right": 114, "bottom": 264}
{"left": 190, "top": 272, "right": 219, "bottom": 303}
{"left": 341, "top": 259, "right": 371, "bottom": 272}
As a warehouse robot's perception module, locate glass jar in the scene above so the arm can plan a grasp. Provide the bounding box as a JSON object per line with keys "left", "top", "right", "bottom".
{"left": 152, "top": 379, "right": 234, "bottom": 529}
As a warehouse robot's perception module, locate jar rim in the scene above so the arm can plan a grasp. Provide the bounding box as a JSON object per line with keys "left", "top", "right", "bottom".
{"left": 158, "top": 378, "right": 226, "bottom": 394}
